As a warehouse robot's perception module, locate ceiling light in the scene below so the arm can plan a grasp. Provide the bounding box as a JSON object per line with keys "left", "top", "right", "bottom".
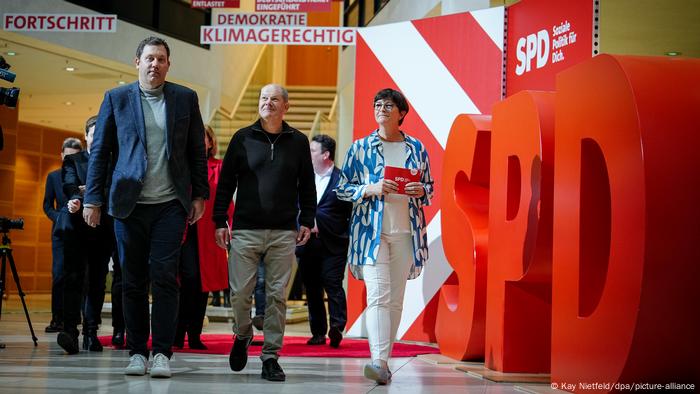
{"left": 64, "top": 101, "right": 73, "bottom": 106}
{"left": 117, "top": 80, "right": 126, "bottom": 85}
{"left": 65, "top": 66, "right": 76, "bottom": 72}
{"left": 665, "top": 51, "right": 681, "bottom": 56}
{"left": 5, "top": 51, "right": 16, "bottom": 56}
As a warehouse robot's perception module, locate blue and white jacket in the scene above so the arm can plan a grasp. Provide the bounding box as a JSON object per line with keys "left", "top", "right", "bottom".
{"left": 336, "top": 130, "right": 434, "bottom": 280}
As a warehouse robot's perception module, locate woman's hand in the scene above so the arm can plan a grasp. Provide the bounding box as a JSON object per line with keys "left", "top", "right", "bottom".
{"left": 405, "top": 182, "right": 425, "bottom": 198}
{"left": 365, "top": 179, "right": 399, "bottom": 197}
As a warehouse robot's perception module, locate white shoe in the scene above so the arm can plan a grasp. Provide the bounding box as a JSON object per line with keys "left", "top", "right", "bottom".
{"left": 124, "top": 354, "right": 148, "bottom": 376}
{"left": 150, "top": 353, "right": 171, "bottom": 378}
{"left": 363, "top": 363, "right": 389, "bottom": 385}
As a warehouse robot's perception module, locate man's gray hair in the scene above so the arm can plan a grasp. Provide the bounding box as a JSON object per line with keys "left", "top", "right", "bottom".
{"left": 261, "top": 84, "right": 289, "bottom": 102}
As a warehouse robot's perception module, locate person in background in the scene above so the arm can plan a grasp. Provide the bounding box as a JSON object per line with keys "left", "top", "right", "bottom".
{"left": 83, "top": 36, "right": 208, "bottom": 378}
{"left": 43, "top": 137, "right": 82, "bottom": 333}
{"left": 57, "top": 116, "right": 114, "bottom": 355}
{"left": 298, "top": 134, "right": 352, "bottom": 348}
{"left": 209, "top": 288, "right": 230, "bottom": 308}
{"left": 174, "top": 125, "right": 232, "bottom": 350}
{"left": 213, "top": 83, "right": 316, "bottom": 382}
{"left": 251, "top": 262, "right": 265, "bottom": 331}
{"left": 337, "top": 88, "right": 434, "bottom": 385}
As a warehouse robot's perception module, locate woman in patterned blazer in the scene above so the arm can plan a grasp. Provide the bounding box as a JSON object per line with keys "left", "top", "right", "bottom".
{"left": 337, "top": 88, "right": 434, "bottom": 385}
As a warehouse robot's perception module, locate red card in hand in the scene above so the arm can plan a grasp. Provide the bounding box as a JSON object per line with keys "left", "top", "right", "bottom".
{"left": 384, "top": 166, "right": 421, "bottom": 194}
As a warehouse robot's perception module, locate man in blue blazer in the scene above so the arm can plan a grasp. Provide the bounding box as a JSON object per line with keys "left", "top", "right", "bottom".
{"left": 42, "top": 137, "right": 82, "bottom": 333}
{"left": 83, "top": 36, "right": 209, "bottom": 378}
{"left": 299, "top": 134, "right": 352, "bottom": 348}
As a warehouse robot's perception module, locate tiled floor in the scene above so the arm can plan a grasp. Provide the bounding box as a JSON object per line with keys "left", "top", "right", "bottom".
{"left": 0, "top": 295, "right": 540, "bottom": 393}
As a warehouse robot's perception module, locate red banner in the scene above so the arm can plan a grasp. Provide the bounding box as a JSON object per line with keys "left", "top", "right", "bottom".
{"left": 256, "top": 0, "right": 330, "bottom": 13}
{"left": 191, "top": 0, "right": 240, "bottom": 8}
{"left": 505, "top": 0, "right": 594, "bottom": 96}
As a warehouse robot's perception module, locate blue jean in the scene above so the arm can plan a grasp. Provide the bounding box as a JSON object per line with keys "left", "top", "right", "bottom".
{"left": 114, "top": 200, "right": 187, "bottom": 359}
{"left": 254, "top": 262, "right": 265, "bottom": 317}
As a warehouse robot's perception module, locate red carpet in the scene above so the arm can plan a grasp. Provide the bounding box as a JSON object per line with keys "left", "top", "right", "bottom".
{"left": 98, "top": 334, "right": 439, "bottom": 358}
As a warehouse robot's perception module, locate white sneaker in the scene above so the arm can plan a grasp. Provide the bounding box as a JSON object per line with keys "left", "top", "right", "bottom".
{"left": 363, "top": 363, "right": 389, "bottom": 385}
{"left": 150, "top": 353, "right": 171, "bottom": 378}
{"left": 124, "top": 354, "right": 148, "bottom": 376}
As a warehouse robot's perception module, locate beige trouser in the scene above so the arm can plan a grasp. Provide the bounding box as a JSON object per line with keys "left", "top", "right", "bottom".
{"left": 362, "top": 233, "right": 414, "bottom": 363}
{"left": 229, "top": 229, "right": 296, "bottom": 361}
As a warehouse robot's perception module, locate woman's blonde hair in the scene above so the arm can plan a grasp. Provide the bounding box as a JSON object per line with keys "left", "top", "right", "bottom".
{"left": 204, "top": 124, "right": 217, "bottom": 158}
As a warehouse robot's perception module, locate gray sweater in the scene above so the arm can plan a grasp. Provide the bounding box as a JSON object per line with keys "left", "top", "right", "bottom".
{"left": 138, "top": 84, "right": 176, "bottom": 204}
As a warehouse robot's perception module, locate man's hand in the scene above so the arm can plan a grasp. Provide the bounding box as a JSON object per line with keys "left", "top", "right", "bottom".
{"left": 215, "top": 227, "right": 230, "bottom": 250}
{"left": 67, "top": 199, "right": 81, "bottom": 214}
{"left": 405, "top": 182, "right": 425, "bottom": 198}
{"left": 83, "top": 206, "right": 101, "bottom": 228}
{"left": 364, "top": 179, "right": 399, "bottom": 197}
{"left": 188, "top": 198, "right": 205, "bottom": 224}
{"left": 297, "top": 225, "right": 311, "bottom": 246}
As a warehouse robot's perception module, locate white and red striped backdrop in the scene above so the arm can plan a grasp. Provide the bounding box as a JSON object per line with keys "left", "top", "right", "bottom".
{"left": 347, "top": 7, "right": 504, "bottom": 342}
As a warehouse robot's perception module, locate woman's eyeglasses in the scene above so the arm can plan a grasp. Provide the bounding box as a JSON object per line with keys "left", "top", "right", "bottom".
{"left": 374, "top": 102, "right": 395, "bottom": 111}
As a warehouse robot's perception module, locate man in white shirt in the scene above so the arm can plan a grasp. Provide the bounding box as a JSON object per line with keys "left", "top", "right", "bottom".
{"left": 298, "top": 134, "right": 352, "bottom": 348}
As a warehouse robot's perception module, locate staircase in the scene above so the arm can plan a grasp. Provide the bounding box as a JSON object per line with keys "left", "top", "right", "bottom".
{"left": 210, "top": 85, "right": 337, "bottom": 158}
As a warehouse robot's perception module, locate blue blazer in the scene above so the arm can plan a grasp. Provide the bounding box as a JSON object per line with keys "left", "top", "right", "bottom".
{"left": 313, "top": 167, "right": 352, "bottom": 256}
{"left": 84, "top": 81, "right": 209, "bottom": 219}
{"left": 44, "top": 169, "right": 70, "bottom": 238}
{"left": 43, "top": 169, "right": 67, "bottom": 224}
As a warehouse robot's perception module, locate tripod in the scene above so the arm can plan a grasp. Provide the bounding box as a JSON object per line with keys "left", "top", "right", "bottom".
{"left": 0, "top": 231, "right": 38, "bottom": 347}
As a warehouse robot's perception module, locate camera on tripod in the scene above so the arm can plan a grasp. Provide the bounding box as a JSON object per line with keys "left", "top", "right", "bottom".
{"left": 0, "top": 56, "right": 19, "bottom": 108}
{"left": 0, "top": 54, "right": 20, "bottom": 151}
{"left": 0, "top": 215, "right": 35, "bottom": 347}
{"left": 0, "top": 55, "right": 20, "bottom": 108}
{"left": 0, "top": 217, "right": 24, "bottom": 233}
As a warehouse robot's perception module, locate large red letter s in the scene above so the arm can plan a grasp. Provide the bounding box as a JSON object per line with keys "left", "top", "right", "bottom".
{"left": 437, "top": 114, "right": 491, "bottom": 360}
{"left": 552, "top": 54, "right": 700, "bottom": 390}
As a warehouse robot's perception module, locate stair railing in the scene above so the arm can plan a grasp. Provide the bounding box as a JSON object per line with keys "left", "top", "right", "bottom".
{"left": 209, "top": 44, "right": 270, "bottom": 124}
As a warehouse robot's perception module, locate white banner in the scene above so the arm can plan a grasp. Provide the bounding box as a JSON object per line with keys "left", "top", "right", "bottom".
{"left": 3, "top": 14, "right": 117, "bottom": 32}
{"left": 215, "top": 12, "right": 307, "bottom": 26}
{"left": 201, "top": 25, "right": 355, "bottom": 46}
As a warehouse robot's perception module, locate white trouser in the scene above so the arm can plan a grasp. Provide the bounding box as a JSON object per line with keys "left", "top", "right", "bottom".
{"left": 362, "top": 233, "right": 413, "bottom": 363}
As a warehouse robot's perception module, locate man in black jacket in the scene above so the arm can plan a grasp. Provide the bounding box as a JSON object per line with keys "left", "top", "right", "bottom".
{"left": 42, "top": 137, "right": 82, "bottom": 333}
{"left": 299, "top": 134, "right": 352, "bottom": 348}
{"left": 213, "top": 83, "right": 316, "bottom": 382}
{"left": 57, "top": 116, "right": 114, "bottom": 355}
